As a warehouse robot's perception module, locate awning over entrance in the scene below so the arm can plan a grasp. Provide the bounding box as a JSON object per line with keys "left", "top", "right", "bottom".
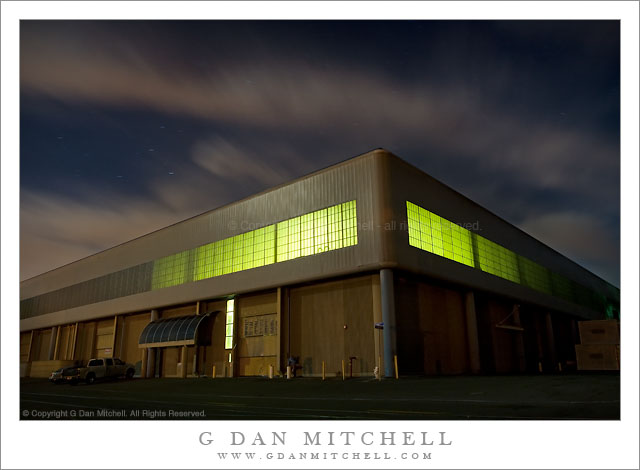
{"left": 138, "top": 313, "right": 213, "bottom": 348}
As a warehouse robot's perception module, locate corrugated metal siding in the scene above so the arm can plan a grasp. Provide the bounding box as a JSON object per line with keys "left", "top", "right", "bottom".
{"left": 20, "top": 151, "right": 386, "bottom": 323}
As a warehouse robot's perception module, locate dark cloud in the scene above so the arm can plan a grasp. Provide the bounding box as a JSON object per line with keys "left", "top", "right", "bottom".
{"left": 19, "top": 21, "right": 620, "bottom": 285}
{"left": 518, "top": 211, "right": 619, "bottom": 285}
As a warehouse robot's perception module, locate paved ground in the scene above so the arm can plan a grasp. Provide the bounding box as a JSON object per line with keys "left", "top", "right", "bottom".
{"left": 20, "top": 373, "right": 619, "bottom": 420}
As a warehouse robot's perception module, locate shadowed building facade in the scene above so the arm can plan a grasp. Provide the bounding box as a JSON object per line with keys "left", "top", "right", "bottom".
{"left": 20, "top": 149, "right": 620, "bottom": 379}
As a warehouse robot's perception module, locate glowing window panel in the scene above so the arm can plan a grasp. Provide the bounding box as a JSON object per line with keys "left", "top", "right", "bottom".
{"left": 225, "top": 299, "right": 235, "bottom": 350}
{"left": 550, "top": 271, "right": 574, "bottom": 303}
{"left": 406, "top": 201, "right": 475, "bottom": 268}
{"left": 151, "top": 201, "right": 356, "bottom": 290}
{"left": 275, "top": 200, "right": 357, "bottom": 263}
{"left": 407, "top": 200, "right": 566, "bottom": 297}
{"left": 151, "top": 221, "right": 279, "bottom": 288}
{"left": 518, "top": 256, "right": 552, "bottom": 295}
{"left": 475, "top": 235, "right": 520, "bottom": 283}
{"left": 194, "top": 243, "right": 214, "bottom": 281}
{"left": 151, "top": 250, "right": 191, "bottom": 290}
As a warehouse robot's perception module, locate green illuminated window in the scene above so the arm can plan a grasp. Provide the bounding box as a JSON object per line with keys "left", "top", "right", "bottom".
{"left": 518, "top": 256, "right": 552, "bottom": 295}
{"left": 550, "top": 271, "right": 574, "bottom": 302}
{"left": 475, "top": 235, "right": 520, "bottom": 283}
{"left": 407, "top": 201, "right": 474, "bottom": 268}
{"left": 225, "top": 299, "right": 234, "bottom": 350}
{"left": 407, "top": 200, "right": 575, "bottom": 300}
{"left": 277, "top": 200, "right": 357, "bottom": 263}
{"left": 194, "top": 243, "right": 214, "bottom": 281}
{"left": 151, "top": 200, "right": 357, "bottom": 291}
{"left": 151, "top": 250, "right": 192, "bottom": 290}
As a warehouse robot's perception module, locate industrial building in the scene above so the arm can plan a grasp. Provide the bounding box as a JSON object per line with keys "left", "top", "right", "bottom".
{"left": 19, "top": 149, "right": 620, "bottom": 379}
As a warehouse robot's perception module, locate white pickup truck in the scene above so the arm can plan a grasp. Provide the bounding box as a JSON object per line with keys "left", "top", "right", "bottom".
{"left": 77, "top": 358, "right": 136, "bottom": 384}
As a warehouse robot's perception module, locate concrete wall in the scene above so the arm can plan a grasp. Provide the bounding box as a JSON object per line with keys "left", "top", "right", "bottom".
{"left": 475, "top": 296, "right": 524, "bottom": 374}
{"left": 285, "top": 274, "right": 376, "bottom": 377}
{"left": 20, "top": 270, "right": 583, "bottom": 378}
{"left": 20, "top": 332, "right": 31, "bottom": 363}
{"left": 395, "top": 276, "right": 470, "bottom": 375}
{"left": 237, "top": 291, "right": 278, "bottom": 377}
{"left": 32, "top": 329, "right": 51, "bottom": 361}
{"left": 117, "top": 312, "right": 150, "bottom": 373}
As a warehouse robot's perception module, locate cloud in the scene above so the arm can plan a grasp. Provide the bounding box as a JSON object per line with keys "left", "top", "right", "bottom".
{"left": 192, "top": 137, "right": 291, "bottom": 187}
{"left": 19, "top": 135, "right": 306, "bottom": 280}
{"left": 518, "top": 211, "right": 619, "bottom": 284}
{"left": 20, "top": 24, "right": 618, "bottom": 200}
{"left": 20, "top": 190, "right": 194, "bottom": 280}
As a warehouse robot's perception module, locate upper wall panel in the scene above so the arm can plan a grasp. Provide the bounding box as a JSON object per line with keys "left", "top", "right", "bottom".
{"left": 21, "top": 150, "right": 388, "bottom": 301}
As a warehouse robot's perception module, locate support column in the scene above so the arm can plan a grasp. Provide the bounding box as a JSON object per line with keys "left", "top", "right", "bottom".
{"left": 47, "top": 326, "right": 58, "bottom": 360}
{"left": 26, "top": 331, "right": 34, "bottom": 363}
{"left": 140, "top": 348, "right": 148, "bottom": 378}
{"left": 110, "top": 316, "right": 118, "bottom": 358}
{"left": 512, "top": 307, "right": 526, "bottom": 373}
{"left": 53, "top": 326, "right": 61, "bottom": 360}
{"left": 70, "top": 323, "right": 78, "bottom": 361}
{"left": 535, "top": 315, "right": 545, "bottom": 371}
{"left": 380, "top": 269, "right": 397, "bottom": 378}
{"left": 193, "top": 349, "right": 198, "bottom": 377}
{"left": 180, "top": 346, "right": 187, "bottom": 378}
{"left": 545, "top": 312, "right": 557, "bottom": 369}
{"left": 193, "top": 302, "right": 200, "bottom": 376}
{"left": 155, "top": 348, "right": 162, "bottom": 378}
{"left": 276, "top": 287, "right": 282, "bottom": 375}
{"left": 146, "top": 309, "right": 158, "bottom": 378}
{"left": 464, "top": 291, "right": 482, "bottom": 374}
{"left": 372, "top": 276, "right": 383, "bottom": 376}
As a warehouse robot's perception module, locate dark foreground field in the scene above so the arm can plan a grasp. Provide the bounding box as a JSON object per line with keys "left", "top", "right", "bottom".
{"left": 20, "top": 373, "right": 619, "bottom": 420}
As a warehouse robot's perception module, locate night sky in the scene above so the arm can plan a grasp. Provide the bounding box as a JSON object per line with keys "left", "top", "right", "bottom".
{"left": 20, "top": 20, "right": 620, "bottom": 285}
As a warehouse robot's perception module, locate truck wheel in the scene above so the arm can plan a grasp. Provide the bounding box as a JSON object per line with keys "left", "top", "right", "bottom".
{"left": 86, "top": 373, "right": 96, "bottom": 385}
{"left": 126, "top": 369, "right": 134, "bottom": 379}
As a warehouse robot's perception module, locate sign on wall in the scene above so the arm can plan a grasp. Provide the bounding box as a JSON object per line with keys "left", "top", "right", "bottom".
{"left": 242, "top": 315, "right": 277, "bottom": 338}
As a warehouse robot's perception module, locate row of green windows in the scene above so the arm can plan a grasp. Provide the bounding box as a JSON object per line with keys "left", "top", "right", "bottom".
{"left": 151, "top": 200, "right": 358, "bottom": 290}
{"left": 277, "top": 200, "right": 357, "bottom": 262}
{"left": 406, "top": 201, "right": 607, "bottom": 311}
